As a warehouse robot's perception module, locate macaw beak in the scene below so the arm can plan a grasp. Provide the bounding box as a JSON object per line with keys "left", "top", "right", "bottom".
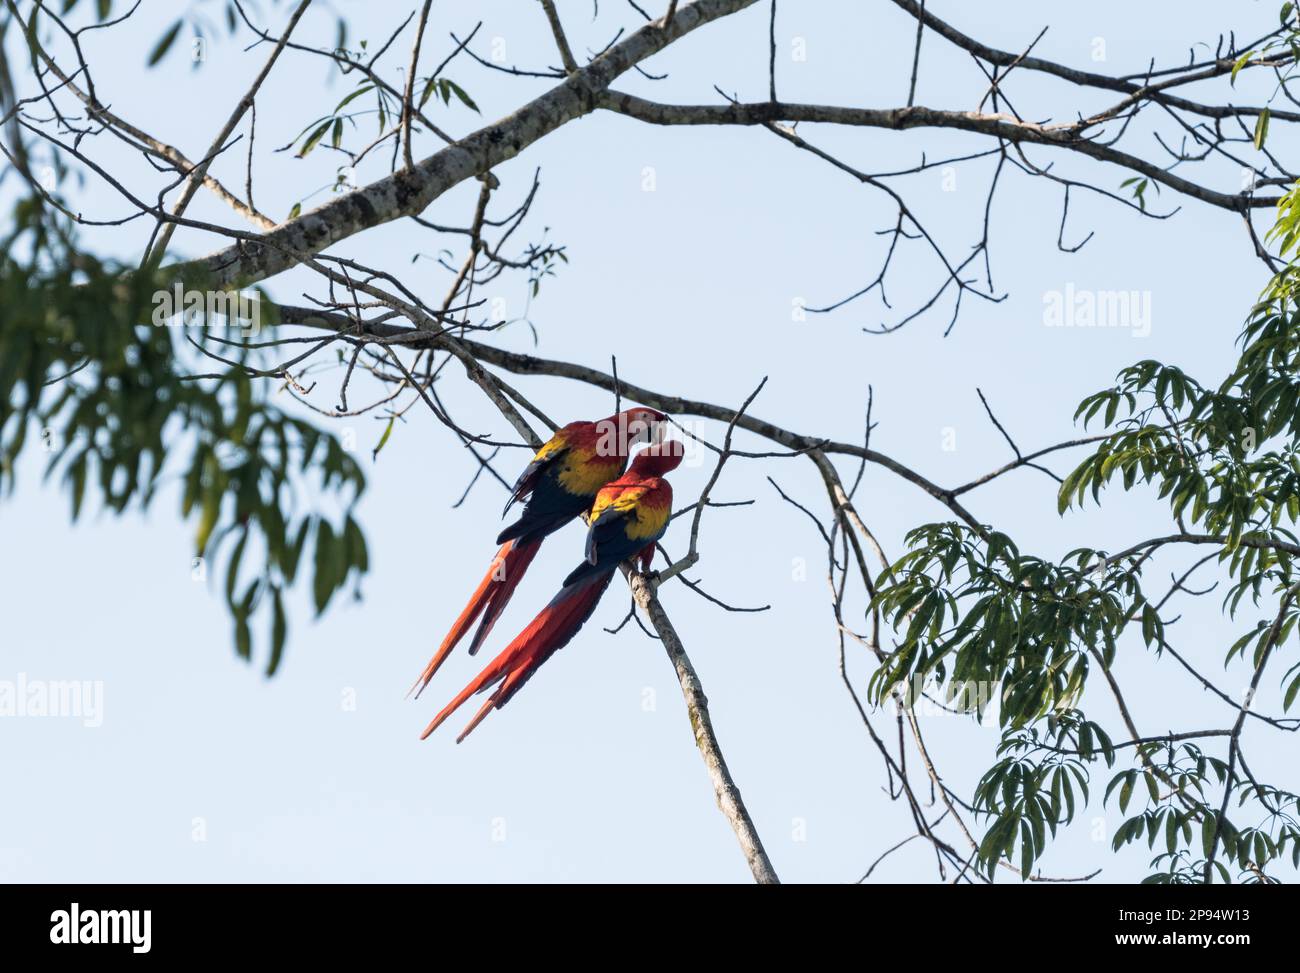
{"left": 650, "top": 417, "right": 668, "bottom": 444}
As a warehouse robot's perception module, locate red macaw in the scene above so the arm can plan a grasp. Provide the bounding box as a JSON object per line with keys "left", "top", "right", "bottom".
{"left": 409, "top": 407, "right": 667, "bottom": 699}
{"left": 421, "top": 439, "right": 686, "bottom": 742}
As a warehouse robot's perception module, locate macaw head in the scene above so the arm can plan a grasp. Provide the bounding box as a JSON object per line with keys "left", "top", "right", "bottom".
{"left": 596, "top": 407, "right": 668, "bottom": 457}
{"left": 628, "top": 438, "right": 686, "bottom": 477}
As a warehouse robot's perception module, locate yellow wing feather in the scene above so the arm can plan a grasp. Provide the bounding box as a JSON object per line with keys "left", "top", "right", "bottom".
{"left": 590, "top": 485, "right": 647, "bottom": 522}
{"left": 589, "top": 485, "right": 668, "bottom": 541}
{"left": 557, "top": 442, "right": 623, "bottom": 496}
{"left": 531, "top": 434, "right": 568, "bottom": 464}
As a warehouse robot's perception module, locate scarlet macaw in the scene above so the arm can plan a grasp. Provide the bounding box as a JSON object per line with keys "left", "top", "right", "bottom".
{"left": 409, "top": 407, "right": 667, "bottom": 699}
{"left": 421, "top": 438, "right": 686, "bottom": 742}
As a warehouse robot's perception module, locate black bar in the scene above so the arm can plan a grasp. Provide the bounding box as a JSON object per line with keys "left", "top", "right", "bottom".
{"left": 0, "top": 882, "right": 1292, "bottom": 958}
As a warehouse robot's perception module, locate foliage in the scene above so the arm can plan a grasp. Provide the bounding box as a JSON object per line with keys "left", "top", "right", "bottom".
{"left": 0, "top": 191, "right": 367, "bottom": 676}
{"left": 870, "top": 179, "right": 1300, "bottom": 881}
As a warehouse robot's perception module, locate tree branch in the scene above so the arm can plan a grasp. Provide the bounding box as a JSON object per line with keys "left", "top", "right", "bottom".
{"left": 628, "top": 570, "right": 781, "bottom": 883}
{"left": 179, "top": 0, "right": 759, "bottom": 289}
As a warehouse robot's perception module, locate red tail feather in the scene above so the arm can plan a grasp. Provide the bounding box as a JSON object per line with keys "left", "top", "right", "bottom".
{"left": 409, "top": 538, "right": 542, "bottom": 700}
{"left": 422, "top": 575, "right": 612, "bottom": 741}
{"left": 466, "top": 539, "right": 538, "bottom": 657}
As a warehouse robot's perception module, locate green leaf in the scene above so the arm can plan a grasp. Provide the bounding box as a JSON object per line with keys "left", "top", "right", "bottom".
{"left": 1119, "top": 772, "right": 1135, "bottom": 813}
{"left": 442, "top": 79, "right": 479, "bottom": 113}
{"left": 372, "top": 416, "right": 395, "bottom": 459}
{"left": 68, "top": 452, "right": 88, "bottom": 521}
{"left": 335, "top": 84, "right": 375, "bottom": 112}
{"left": 1231, "top": 50, "right": 1255, "bottom": 86}
{"left": 297, "top": 120, "right": 333, "bottom": 158}
{"left": 1254, "top": 108, "right": 1271, "bottom": 151}
{"left": 1202, "top": 812, "right": 1218, "bottom": 858}
{"left": 312, "top": 519, "right": 339, "bottom": 615}
{"left": 419, "top": 76, "right": 438, "bottom": 109}
{"left": 1283, "top": 670, "right": 1300, "bottom": 712}
{"left": 267, "top": 586, "right": 287, "bottom": 676}
{"left": 234, "top": 613, "right": 251, "bottom": 661}
{"left": 225, "top": 526, "right": 249, "bottom": 605}
{"left": 148, "top": 20, "right": 183, "bottom": 67}
{"left": 195, "top": 481, "right": 221, "bottom": 555}
{"left": 344, "top": 515, "right": 368, "bottom": 574}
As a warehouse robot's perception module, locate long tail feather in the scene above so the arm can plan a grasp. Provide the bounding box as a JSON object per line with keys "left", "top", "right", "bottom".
{"left": 409, "top": 537, "right": 542, "bottom": 700}
{"left": 422, "top": 574, "right": 613, "bottom": 741}
{"left": 465, "top": 538, "right": 538, "bottom": 657}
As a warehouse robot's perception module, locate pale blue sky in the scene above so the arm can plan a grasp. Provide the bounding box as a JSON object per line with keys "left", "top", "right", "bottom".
{"left": 2, "top": 1, "right": 1293, "bottom": 882}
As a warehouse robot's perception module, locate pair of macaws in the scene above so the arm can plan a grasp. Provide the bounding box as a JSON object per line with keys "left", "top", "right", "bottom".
{"left": 411, "top": 406, "right": 683, "bottom": 742}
